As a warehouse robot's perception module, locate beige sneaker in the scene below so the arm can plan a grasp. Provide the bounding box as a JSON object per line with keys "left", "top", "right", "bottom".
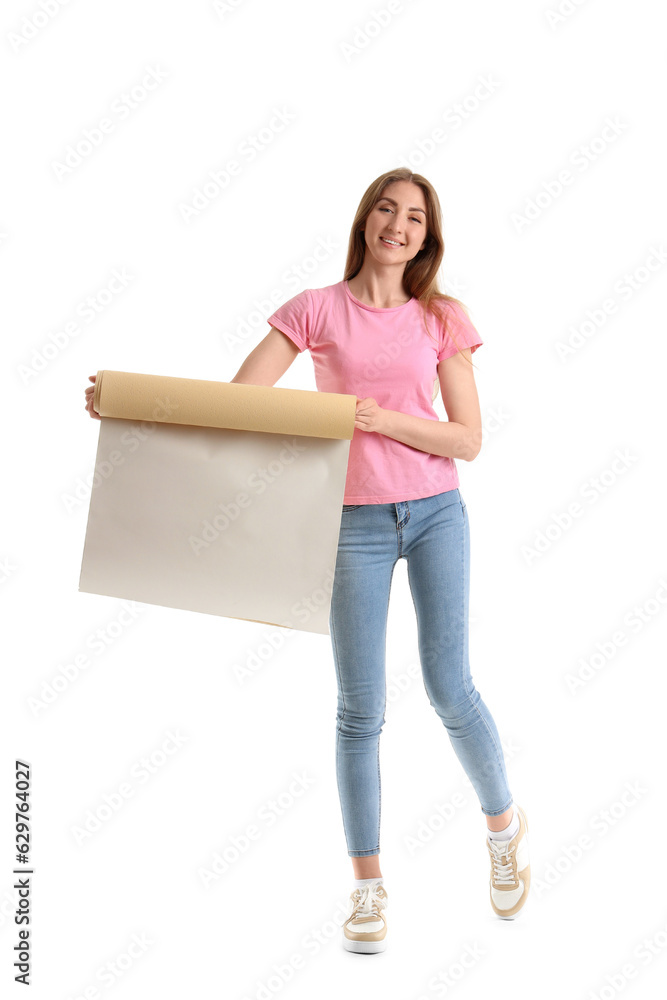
{"left": 487, "top": 803, "right": 531, "bottom": 919}
{"left": 342, "top": 880, "right": 388, "bottom": 953}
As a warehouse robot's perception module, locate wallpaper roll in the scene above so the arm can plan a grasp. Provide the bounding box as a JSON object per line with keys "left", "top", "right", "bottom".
{"left": 92, "top": 369, "right": 356, "bottom": 439}
{"left": 79, "top": 370, "right": 358, "bottom": 636}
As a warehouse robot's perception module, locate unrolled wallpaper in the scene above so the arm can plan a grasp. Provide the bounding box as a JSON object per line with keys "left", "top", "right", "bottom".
{"left": 78, "top": 370, "right": 357, "bottom": 635}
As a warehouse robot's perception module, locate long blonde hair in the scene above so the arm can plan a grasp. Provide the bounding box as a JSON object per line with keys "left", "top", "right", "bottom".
{"left": 343, "top": 167, "right": 478, "bottom": 396}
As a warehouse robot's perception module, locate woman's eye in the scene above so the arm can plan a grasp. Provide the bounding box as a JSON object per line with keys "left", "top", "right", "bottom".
{"left": 378, "top": 206, "right": 422, "bottom": 223}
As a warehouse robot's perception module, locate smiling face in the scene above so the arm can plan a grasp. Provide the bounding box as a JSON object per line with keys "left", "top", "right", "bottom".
{"left": 362, "top": 180, "right": 428, "bottom": 265}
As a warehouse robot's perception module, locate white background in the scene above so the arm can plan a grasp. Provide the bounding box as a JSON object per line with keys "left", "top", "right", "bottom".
{"left": 1, "top": 0, "right": 666, "bottom": 997}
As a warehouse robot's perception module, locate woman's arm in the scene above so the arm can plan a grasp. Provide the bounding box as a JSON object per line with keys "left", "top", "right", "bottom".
{"left": 355, "top": 348, "right": 483, "bottom": 461}
{"left": 229, "top": 327, "right": 300, "bottom": 387}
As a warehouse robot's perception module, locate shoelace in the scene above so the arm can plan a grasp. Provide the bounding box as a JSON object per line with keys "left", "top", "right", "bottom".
{"left": 489, "top": 839, "right": 518, "bottom": 887}
{"left": 349, "top": 884, "right": 387, "bottom": 921}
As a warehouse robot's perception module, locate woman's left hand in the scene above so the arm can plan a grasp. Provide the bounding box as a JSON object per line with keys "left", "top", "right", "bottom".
{"left": 354, "top": 396, "right": 387, "bottom": 433}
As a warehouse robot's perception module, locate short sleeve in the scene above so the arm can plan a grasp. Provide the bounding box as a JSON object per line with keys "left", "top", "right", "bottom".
{"left": 437, "top": 300, "right": 483, "bottom": 362}
{"left": 266, "top": 288, "right": 313, "bottom": 353}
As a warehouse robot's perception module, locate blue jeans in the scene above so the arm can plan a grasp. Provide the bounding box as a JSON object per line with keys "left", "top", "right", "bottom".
{"left": 329, "top": 488, "right": 513, "bottom": 857}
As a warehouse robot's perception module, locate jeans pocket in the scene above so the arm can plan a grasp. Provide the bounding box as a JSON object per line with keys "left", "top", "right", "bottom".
{"left": 342, "top": 504, "right": 362, "bottom": 511}
{"left": 458, "top": 489, "right": 467, "bottom": 511}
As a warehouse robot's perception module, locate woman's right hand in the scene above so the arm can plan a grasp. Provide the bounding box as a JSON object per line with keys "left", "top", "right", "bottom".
{"left": 85, "top": 374, "right": 101, "bottom": 419}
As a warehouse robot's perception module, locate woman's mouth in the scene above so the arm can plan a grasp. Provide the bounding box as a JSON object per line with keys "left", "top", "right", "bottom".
{"left": 380, "top": 237, "right": 403, "bottom": 247}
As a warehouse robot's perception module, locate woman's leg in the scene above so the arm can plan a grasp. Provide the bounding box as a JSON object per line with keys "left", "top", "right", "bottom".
{"left": 329, "top": 504, "right": 397, "bottom": 874}
{"left": 404, "top": 490, "right": 513, "bottom": 819}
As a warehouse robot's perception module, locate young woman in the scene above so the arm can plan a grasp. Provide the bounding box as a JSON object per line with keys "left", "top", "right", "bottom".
{"left": 83, "top": 166, "right": 530, "bottom": 953}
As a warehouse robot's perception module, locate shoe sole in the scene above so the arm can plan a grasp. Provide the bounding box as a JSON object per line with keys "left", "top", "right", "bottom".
{"left": 343, "top": 936, "right": 387, "bottom": 954}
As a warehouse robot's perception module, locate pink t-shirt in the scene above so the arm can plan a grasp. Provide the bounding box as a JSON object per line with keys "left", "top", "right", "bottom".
{"left": 266, "top": 279, "right": 483, "bottom": 504}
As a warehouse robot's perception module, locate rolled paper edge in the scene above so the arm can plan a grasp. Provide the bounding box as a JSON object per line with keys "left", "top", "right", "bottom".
{"left": 92, "top": 369, "right": 104, "bottom": 415}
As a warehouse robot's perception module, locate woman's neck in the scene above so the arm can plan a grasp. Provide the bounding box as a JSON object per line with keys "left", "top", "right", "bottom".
{"left": 346, "top": 271, "right": 411, "bottom": 308}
